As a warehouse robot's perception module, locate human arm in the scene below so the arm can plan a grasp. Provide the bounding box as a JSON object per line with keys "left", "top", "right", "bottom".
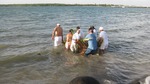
{"left": 98, "top": 32, "right": 103, "bottom": 43}
{"left": 61, "top": 28, "right": 64, "bottom": 43}
{"left": 97, "top": 37, "right": 103, "bottom": 43}
{"left": 51, "top": 27, "right": 56, "bottom": 40}
{"left": 83, "top": 34, "right": 92, "bottom": 41}
{"left": 83, "top": 38, "right": 90, "bottom": 41}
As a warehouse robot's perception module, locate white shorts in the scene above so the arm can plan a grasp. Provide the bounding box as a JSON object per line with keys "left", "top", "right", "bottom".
{"left": 65, "top": 42, "right": 71, "bottom": 49}
{"left": 54, "top": 36, "right": 62, "bottom": 47}
{"left": 70, "top": 42, "right": 77, "bottom": 52}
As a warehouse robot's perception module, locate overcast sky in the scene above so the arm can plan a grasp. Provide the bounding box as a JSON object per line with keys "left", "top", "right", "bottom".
{"left": 0, "top": 0, "right": 150, "bottom": 7}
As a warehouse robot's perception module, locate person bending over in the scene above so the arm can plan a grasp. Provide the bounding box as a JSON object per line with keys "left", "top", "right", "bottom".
{"left": 84, "top": 27, "right": 97, "bottom": 57}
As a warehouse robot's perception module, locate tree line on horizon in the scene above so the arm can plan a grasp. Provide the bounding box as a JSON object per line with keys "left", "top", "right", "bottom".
{"left": 0, "top": 3, "right": 149, "bottom": 8}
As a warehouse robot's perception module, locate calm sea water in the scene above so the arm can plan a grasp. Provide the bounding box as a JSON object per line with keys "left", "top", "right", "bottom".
{"left": 0, "top": 6, "right": 150, "bottom": 84}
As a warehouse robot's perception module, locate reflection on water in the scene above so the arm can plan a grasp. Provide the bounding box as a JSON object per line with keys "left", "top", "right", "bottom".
{"left": 0, "top": 46, "right": 149, "bottom": 84}
{"left": 0, "top": 47, "right": 108, "bottom": 84}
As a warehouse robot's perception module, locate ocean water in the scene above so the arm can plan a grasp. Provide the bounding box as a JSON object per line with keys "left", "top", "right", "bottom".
{"left": 0, "top": 6, "right": 150, "bottom": 84}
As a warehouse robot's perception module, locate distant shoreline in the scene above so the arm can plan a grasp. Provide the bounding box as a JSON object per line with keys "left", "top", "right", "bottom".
{"left": 0, "top": 3, "right": 149, "bottom": 8}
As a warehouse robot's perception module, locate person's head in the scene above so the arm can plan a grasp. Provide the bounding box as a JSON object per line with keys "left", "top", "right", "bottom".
{"left": 90, "top": 26, "right": 95, "bottom": 29}
{"left": 76, "top": 26, "right": 80, "bottom": 30}
{"left": 99, "top": 27, "right": 104, "bottom": 32}
{"left": 69, "top": 76, "right": 100, "bottom": 84}
{"left": 69, "top": 29, "right": 73, "bottom": 33}
{"left": 88, "top": 27, "right": 93, "bottom": 33}
{"left": 77, "top": 29, "right": 80, "bottom": 34}
{"left": 56, "top": 23, "right": 60, "bottom": 27}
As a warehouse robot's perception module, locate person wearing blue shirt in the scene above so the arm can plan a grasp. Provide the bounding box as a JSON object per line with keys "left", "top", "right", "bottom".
{"left": 84, "top": 27, "right": 97, "bottom": 56}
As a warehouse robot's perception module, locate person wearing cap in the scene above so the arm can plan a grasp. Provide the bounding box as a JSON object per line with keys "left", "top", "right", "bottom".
{"left": 98, "top": 27, "right": 108, "bottom": 55}
{"left": 65, "top": 29, "right": 73, "bottom": 50}
{"left": 84, "top": 27, "right": 97, "bottom": 56}
{"left": 51, "top": 23, "right": 63, "bottom": 47}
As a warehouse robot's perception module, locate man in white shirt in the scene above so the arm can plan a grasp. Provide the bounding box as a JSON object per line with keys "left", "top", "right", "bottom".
{"left": 70, "top": 28, "right": 81, "bottom": 53}
{"left": 76, "top": 26, "right": 84, "bottom": 39}
{"left": 98, "top": 27, "right": 108, "bottom": 55}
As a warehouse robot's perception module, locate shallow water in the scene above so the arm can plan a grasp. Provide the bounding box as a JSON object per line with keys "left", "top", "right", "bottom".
{"left": 0, "top": 6, "right": 150, "bottom": 84}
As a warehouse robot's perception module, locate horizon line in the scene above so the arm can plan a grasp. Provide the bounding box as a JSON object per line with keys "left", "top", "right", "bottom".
{"left": 0, "top": 3, "right": 149, "bottom": 8}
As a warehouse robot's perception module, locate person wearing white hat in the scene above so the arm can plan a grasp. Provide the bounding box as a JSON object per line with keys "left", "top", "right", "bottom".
{"left": 51, "top": 23, "right": 63, "bottom": 47}
{"left": 98, "top": 27, "right": 108, "bottom": 55}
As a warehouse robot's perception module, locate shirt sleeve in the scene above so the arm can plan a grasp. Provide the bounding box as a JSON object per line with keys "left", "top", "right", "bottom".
{"left": 85, "top": 34, "right": 89, "bottom": 39}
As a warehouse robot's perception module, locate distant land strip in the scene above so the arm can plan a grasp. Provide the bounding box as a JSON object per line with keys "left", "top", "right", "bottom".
{"left": 0, "top": 3, "right": 149, "bottom": 8}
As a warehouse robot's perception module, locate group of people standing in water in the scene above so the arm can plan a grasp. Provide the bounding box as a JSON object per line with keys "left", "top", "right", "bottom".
{"left": 51, "top": 24, "right": 150, "bottom": 84}
{"left": 51, "top": 23, "right": 109, "bottom": 56}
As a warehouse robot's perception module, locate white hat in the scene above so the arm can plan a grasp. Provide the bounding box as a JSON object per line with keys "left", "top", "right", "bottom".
{"left": 99, "top": 27, "right": 104, "bottom": 31}
{"left": 57, "top": 23, "right": 60, "bottom": 26}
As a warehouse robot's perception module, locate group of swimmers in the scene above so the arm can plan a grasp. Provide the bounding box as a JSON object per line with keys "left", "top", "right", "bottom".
{"left": 51, "top": 23, "right": 109, "bottom": 56}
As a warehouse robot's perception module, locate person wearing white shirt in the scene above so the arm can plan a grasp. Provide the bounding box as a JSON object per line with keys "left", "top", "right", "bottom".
{"left": 76, "top": 26, "right": 84, "bottom": 39}
{"left": 70, "top": 28, "right": 81, "bottom": 53}
{"left": 98, "top": 27, "right": 108, "bottom": 55}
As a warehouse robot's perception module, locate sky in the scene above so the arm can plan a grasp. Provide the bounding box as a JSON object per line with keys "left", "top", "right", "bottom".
{"left": 0, "top": 0, "right": 150, "bottom": 7}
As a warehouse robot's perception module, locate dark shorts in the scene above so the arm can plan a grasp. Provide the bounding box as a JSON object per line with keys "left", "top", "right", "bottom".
{"left": 85, "top": 48, "right": 97, "bottom": 56}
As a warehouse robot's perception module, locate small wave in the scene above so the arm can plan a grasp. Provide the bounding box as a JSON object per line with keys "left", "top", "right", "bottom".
{"left": 0, "top": 50, "right": 49, "bottom": 67}
{"left": 107, "top": 27, "right": 127, "bottom": 33}
{"left": 108, "top": 29, "right": 120, "bottom": 33}
{"left": 0, "top": 29, "right": 10, "bottom": 33}
{"left": 1, "top": 33, "right": 50, "bottom": 39}
{"left": 0, "top": 44, "right": 10, "bottom": 49}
